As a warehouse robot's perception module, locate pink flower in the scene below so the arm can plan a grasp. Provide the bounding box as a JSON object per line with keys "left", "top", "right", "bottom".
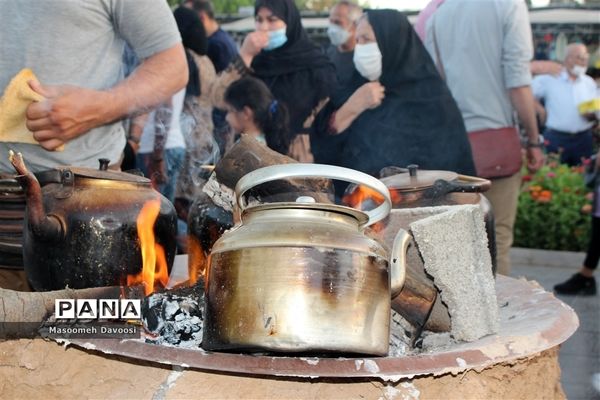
{"left": 546, "top": 172, "right": 556, "bottom": 178}
{"left": 586, "top": 192, "right": 594, "bottom": 201}
{"left": 522, "top": 175, "right": 532, "bottom": 182}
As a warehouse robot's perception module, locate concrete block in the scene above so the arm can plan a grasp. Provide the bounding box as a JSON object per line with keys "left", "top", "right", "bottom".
{"left": 410, "top": 205, "right": 499, "bottom": 342}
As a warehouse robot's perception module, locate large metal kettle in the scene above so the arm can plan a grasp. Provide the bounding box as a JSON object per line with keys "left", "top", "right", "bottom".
{"left": 203, "top": 164, "right": 410, "bottom": 356}
{"left": 10, "top": 154, "right": 177, "bottom": 291}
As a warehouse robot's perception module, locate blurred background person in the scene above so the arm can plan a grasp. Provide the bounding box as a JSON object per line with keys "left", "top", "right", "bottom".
{"left": 209, "top": 0, "right": 335, "bottom": 162}
{"left": 190, "top": 0, "right": 238, "bottom": 73}
{"left": 170, "top": 6, "right": 218, "bottom": 253}
{"left": 189, "top": 0, "right": 239, "bottom": 155}
{"left": 224, "top": 76, "right": 290, "bottom": 146}
{"left": 326, "top": 1, "right": 362, "bottom": 87}
{"left": 554, "top": 148, "right": 599, "bottom": 295}
{"left": 136, "top": 6, "right": 207, "bottom": 203}
{"left": 533, "top": 43, "right": 598, "bottom": 167}
{"left": 424, "top": 0, "right": 545, "bottom": 276}
{"left": 312, "top": 10, "right": 475, "bottom": 187}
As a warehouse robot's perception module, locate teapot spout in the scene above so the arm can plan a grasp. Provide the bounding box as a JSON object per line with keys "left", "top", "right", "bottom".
{"left": 390, "top": 228, "right": 411, "bottom": 297}
{"left": 9, "top": 151, "right": 63, "bottom": 242}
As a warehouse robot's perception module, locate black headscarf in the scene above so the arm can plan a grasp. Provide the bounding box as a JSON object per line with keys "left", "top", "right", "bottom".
{"left": 249, "top": 0, "right": 336, "bottom": 153}
{"left": 174, "top": 6, "right": 208, "bottom": 97}
{"left": 312, "top": 9, "right": 475, "bottom": 177}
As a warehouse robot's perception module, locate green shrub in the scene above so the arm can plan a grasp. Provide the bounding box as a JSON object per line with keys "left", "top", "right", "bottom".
{"left": 514, "top": 155, "right": 593, "bottom": 251}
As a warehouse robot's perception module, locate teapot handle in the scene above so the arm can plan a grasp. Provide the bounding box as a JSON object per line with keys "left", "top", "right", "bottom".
{"left": 235, "top": 163, "right": 392, "bottom": 228}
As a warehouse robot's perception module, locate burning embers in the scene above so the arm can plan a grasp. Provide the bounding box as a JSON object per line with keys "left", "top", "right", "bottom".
{"left": 127, "top": 199, "right": 169, "bottom": 295}
{"left": 141, "top": 285, "right": 204, "bottom": 348}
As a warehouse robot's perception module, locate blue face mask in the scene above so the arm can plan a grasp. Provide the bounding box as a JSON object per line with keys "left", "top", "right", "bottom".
{"left": 264, "top": 28, "right": 288, "bottom": 51}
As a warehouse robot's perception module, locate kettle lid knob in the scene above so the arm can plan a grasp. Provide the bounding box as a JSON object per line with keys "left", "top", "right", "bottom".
{"left": 295, "top": 196, "right": 316, "bottom": 203}
{"left": 98, "top": 159, "right": 110, "bottom": 171}
{"left": 407, "top": 164, "right": 419, "bottom": 177}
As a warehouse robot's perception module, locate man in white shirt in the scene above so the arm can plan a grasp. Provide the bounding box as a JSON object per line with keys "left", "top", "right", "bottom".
{"left": 533, "top": 43, "right": 598, "bottom": 166}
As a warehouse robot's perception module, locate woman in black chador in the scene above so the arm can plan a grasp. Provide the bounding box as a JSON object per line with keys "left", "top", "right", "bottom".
{"left": 312, "top": 9, "right": 475, "bottom": 177}
{"left": 211, "top": 0, "right": 335, "bottom": 161}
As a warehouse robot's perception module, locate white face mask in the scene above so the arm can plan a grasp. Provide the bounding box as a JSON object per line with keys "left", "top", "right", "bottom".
{"left": 327, "top": 24, "right": 351, "bottom": 47}
{"left": 353, "top": 43, "right": 383, "bottom": 81}
{"left": 570, "top": 64, "right": 587, "bottom": 78}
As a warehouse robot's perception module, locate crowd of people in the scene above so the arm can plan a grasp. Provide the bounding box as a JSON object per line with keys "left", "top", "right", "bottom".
{"left": 0, "top": 0, "right": 598, "bottom": 296}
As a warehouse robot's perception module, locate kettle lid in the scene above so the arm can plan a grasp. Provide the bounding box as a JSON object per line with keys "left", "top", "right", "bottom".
{"left": 63, "top": 167, "right": 150, "bottom": 183}
{"left": 379, "top": 165, "right": 457, "bottom": 191}
{"left": 244, "top": 198, "right": 370, "bottom": 227}
{"left": 37, "top": 159, "right": 150, "bottom": 184}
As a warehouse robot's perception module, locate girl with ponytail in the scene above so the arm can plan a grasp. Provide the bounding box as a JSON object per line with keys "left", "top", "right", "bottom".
{"left": 224, "top": 77, "right": 290, "bottom": 153}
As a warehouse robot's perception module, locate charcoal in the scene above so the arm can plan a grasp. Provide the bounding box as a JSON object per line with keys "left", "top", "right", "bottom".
{"left": 141, "top": 284, "right": 204, "bottom": 348}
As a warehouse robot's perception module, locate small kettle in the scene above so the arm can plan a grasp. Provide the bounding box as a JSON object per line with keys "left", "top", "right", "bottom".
{"left": 10, "top": 153, "right": 177, "bottom": 291}
{"left": 202, "top": 163, "right": 410, "bottom": 356}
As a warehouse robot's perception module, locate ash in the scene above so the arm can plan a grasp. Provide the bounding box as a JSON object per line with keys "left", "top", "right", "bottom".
{"left": 142, "top": 285, "right": 204, "bottom": 349}
{"left": 388, "top": 310, "right": 411, "bottom": 356}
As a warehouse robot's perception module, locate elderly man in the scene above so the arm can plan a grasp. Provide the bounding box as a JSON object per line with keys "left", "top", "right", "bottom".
{"left": 533, "top": 43, "right": 598, "bottom": 166}
{"left": 326, "top": 1, "right": 362, "bottom": 86}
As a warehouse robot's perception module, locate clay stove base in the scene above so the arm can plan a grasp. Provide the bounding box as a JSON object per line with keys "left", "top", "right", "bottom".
{"left": 0, "top": 276, "right": 577, "bottom": 399}
{"left": 0, "top": 340, "right": 563, "bottom": 399}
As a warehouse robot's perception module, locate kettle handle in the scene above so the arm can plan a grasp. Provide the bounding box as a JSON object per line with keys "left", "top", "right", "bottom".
{"left": 235, "top": 163, "right": 392, "bottom": 227}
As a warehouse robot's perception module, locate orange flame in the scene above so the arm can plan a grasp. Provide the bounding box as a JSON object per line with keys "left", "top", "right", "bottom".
{"left": 389, "top": 189, "right": 402, "bottom": 206}
{"left": 127, "top": 199, "right": 169, "bottom": 295}
{"left": 342, "top": 184, "right": 385, "bottom": 210}
{"left": 342, "top": 185, "right": 390, "bottom": 232}
{"left": 187, "top": 236, "right": 206, "bottom": 286}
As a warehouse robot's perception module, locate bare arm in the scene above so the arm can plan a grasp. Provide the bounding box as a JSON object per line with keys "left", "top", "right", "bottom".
{"left": 331, "top": 82, "right": 385, "bottom": 133}
{"left": 127, "top": 113, "right": 150, "bottom": 153}
{"left": 26, "top": 44, "right": 188, "bottom": 150}
{"left": 509, "top": 85, "right": 544, "bottom": 172}
{"left": 108, "top": 44, "right": 187, "bottom": 119}
{"left": 530, "top": 60, "right": 562, "bottom": 76}
{"left": 533, "top": 99, "right": 546, "bottom": 126}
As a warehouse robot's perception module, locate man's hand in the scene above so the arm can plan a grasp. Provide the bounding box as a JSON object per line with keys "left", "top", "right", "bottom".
{"left": 526, "top": 147, "right": 545, "bottom": 173}
{"left": 149, "top": 158, "right": 167, "bottom": 185}
{"left": 25, "top": 80, "right": 110, "bottom": 150}
{"left": 127, "top": 139, "right": 140, "bottom": 154}
{"left": 239, "top": 31, "right": 269, "bottom": 66}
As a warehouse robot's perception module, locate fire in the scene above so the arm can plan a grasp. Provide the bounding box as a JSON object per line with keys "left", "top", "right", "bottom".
{"left": 127, "top": 199, "right": 169, "bottom": 295}
{"left": 389, "top": 189, "right": 402, "bottom": 206}
{"left": 342, "top": 184, "right": 386, "bottom": 210}
{"left": 342, "top": 184, "right": 393, "bottom": 233}
{"left": 187, "top": 236, "right": 205, "bottom": 286}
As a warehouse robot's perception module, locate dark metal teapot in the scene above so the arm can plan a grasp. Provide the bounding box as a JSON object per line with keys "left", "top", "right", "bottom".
{"left": 203, "top": 164, "right": 410, "bottom": 356}
{"left": 10, "top": 154, "right": 177, "bottom": 291}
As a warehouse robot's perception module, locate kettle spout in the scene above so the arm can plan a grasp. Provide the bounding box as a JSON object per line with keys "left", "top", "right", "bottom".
{"left": 390, "top": 228, "right": 411, "bottom": 298}
{"left": 9, "top": 151, "right": 63, "bottom": 242}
